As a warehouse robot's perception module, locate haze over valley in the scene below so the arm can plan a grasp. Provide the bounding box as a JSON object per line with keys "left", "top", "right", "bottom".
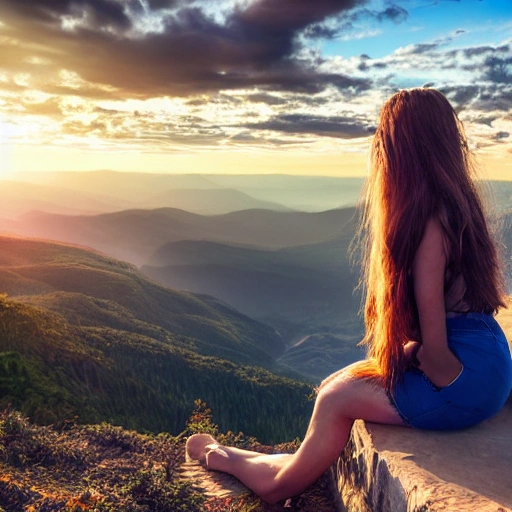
{"left": 1, "top": 172, "right": 511, "bottom": 383}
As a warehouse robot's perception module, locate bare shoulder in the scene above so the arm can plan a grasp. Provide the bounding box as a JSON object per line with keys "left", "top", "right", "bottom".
{"left": 413, "top": 217, "right": 447, "bottom": 270}
{"left": 422, "top": 217, "right": 445, "bottom": 247}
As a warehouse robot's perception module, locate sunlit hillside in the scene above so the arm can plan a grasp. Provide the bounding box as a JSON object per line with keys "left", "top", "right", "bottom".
{"left": 0, "top": 235, "right": 313, "bottom": 443}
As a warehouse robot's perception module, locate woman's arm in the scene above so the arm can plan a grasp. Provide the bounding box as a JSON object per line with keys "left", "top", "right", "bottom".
{"left": 412, "top": 218, "right": 463, "bottom": 387}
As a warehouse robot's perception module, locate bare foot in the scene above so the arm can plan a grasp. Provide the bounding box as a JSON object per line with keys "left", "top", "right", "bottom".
{"left": 185, "top": 433, "right": 219, "bottom": 462}
{"left": 205, "top": 445, "right": 232, "bottom": 473}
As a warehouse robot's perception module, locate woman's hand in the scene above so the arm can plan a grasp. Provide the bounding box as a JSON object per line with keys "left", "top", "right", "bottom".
{"left": 415, "top": 345, "right": 463, "bottom": 388}
{"left": 403, "top": 341, "right": 421, "bottom": 367}
{"left": 403, "top": 341, "right": 463, "bottom": 387}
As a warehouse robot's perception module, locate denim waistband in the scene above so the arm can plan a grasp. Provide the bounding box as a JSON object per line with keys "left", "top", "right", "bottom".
{"left": 446, "top": 312, "right": 500, "bottom": 332}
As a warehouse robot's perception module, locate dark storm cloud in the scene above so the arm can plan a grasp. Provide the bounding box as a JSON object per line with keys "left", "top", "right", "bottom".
{"left": 145, "top": 0, "right": 179, "bottom": 10}
{"left": 244, "top": 113, "right": 373, "bottom": 139}
{"left": 235, "top": 0, "right": 362, "bottom": 33}
{"left": 6, "top": 0, "right": 133, "bottom": 29}
{"left": 0, "top": 0, "right": 374, "bottom": 98}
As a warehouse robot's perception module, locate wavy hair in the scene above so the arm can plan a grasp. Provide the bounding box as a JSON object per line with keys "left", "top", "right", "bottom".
{"left": 354, "top": 88, "right": 506, "bottom": 391}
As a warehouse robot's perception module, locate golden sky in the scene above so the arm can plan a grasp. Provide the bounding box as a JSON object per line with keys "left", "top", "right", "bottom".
{"left": 0, "top": 0, "right": 510, "bottom": 179}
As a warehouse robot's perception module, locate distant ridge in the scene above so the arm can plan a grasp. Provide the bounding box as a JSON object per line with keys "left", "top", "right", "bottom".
{"left": 0, "top": 180, "right": 129, "bottom": 216}
{"left": 145, "top": 188, "right": 292, "bottom": 214}
{"left": 0, "top": 207, "right": 357, "bottom": 266}
{"left": 15, "top": 171, "right": 366, "bottom": 212}
{"left": 11, "top": 172, "right": 512, "bottom": 215}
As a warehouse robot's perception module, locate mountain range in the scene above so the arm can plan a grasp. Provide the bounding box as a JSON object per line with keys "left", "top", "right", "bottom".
{"left": 0, "top": 172, "right": 510, "bottom": 385}
{"left": 14, "top": 171, "right": 366, "bottom": 213}
{"left": 9, "top": 171, "right": 512, "bottom": 215}
{"left": 0, "top": 207, "right": 355, "bottom": 266}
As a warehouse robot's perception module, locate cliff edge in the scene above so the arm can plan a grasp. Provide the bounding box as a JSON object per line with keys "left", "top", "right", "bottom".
{"left": 332, "top": 400, "right": 511, "bottom": 512}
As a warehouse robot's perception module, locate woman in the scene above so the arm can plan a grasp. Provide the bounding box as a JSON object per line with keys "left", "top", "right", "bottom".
{"left": 186, "top": 88, "right": 512, "bottom": 504}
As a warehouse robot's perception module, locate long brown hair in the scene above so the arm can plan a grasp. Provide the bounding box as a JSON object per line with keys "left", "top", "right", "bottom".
{"left": 355, "top": 88, "right": 506, "bottom": 391}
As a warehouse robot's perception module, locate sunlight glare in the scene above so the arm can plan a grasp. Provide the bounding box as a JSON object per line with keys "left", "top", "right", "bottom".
{"left": 0, "top": 117, "right": 13, "bottom": 177}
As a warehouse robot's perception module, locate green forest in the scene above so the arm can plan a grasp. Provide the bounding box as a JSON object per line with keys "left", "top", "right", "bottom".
{"left": 0, "top": 236, "right": 314, "bottom": 444}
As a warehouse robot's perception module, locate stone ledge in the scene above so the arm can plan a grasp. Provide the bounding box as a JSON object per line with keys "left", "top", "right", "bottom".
{"left": 331, "top": 398, "right": 512, "bottom": 512}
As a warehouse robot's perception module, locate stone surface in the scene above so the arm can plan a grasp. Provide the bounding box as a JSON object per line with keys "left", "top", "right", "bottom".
{"left": 333, "top": 401, "right": 512, "bottom": 512}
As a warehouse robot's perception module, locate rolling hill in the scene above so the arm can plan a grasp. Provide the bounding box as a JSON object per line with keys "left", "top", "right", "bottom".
{"left": 11, "top": 171, "right": 512, "bottom": 214}
{"left": 277, "top": 333, "right": 365, "bottom": 381}
{"left": 0, "top": 207, "right": 355, "bottom": 266}
{"left": 0, "top": 235, "right": 284, "bottom": 363}
{"left": 141, "top": 233, "right": 361, "bottom": 342}
{"left": 139, "top": 210, "right": 365, "bottom": 380}
{"left": 141, "top": 207, "right": 359, "bottom": 325}
{"left": 0, "top": 235, "right": 313, "bottom": 442}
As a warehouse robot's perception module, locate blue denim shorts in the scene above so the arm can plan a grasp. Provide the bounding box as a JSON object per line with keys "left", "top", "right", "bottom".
{"left": 390, "top": 313, "right": 512, "bottom": 430}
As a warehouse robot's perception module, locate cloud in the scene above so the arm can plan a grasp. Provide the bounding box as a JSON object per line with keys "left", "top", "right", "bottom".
{"left": 493, "top": 131, "right": 509, "bottom": 141}
{"left": 0, "top": 0, "right": 509, "bottom": 156}
{"left": 304, "top": 2, "right": 408, "bottom": 43}
{"left": 439, "top": 85, "right": 480, "bottom": 109}
{"left": 0, "top": 0, "right": 372, "bottom": 99}
{"left": 394, "top": 42, "right": 440, "bottom": 56}
{"left": 483, "top": 55, "right": 512, "bottom": 84}
{"left": 59, "top": 107, "right": 228, "bottom": 146}
{"left": 376, "top": 4, "right": 407, "bottom": 23}
{"left": 6, "top": 0, "right": 134, "bottom": 30}
{"left": 236, "top": 0, "right": 362, "bottom": 33}
{"left": 145, "top": 0, "right": 179, "bottom": 10}
{"left": 244, "top": 113, "right": 373, "bottom": 139}
{"left": 21, "top": 97, "right": 64, "bottom": 118}
{"left": 245, "top": 93, "right": 289, "bottom": 105}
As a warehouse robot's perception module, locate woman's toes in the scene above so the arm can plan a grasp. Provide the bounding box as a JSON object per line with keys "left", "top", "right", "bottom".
{"left": 185, "top": 433, "right": 218, "bottom": 461}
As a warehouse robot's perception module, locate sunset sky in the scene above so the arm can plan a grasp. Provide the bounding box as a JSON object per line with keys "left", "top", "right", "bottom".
{"left": 0, "top": 0, "right": 511, "bottom": 178}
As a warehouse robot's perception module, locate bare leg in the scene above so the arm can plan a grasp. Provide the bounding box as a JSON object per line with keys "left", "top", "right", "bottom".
{"left": 187, "top": 367, "right": 405, "bottom": 504}
{"left": 186, "top": 434, "right": 274, "bottom": 462}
